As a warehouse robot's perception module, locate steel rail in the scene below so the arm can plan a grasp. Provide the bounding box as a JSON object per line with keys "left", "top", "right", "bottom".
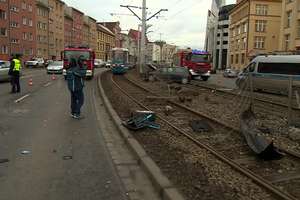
{"left": 110, "top": 74, "right": 299, "bottom": 200}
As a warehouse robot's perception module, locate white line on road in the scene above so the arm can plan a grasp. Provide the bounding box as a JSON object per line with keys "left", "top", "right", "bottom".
{"left": 15, "top": 94, "right": 30, "bottom": 103}
{"left": 44, "top": 82, "right": 52, "bottom": 87}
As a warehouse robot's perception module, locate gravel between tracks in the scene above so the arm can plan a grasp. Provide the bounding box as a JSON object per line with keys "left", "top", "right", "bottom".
{"left": 101, "top": 72, "right": 277, "bottom": 200}
{"left": 125, "top": 71, "right": 300, "bottom": 155}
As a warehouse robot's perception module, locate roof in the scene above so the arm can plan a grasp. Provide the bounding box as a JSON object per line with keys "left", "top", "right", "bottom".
{"left": 253, "top": 55, "right": 300, "bottom": 63}
{"left": 97, "top": 24, "right": 115, "bottom": 36}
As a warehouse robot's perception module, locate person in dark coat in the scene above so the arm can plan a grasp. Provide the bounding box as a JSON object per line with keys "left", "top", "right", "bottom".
{"left": 66, "top": 57, "right": 87, "bottom": 119}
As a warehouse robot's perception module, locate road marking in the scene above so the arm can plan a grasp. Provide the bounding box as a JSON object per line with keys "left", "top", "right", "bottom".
{"left": 15, "top": 94, "right": 30, "bottom": 103}
{"left": 44, "top": 82, "right": 52, "bottom": 87}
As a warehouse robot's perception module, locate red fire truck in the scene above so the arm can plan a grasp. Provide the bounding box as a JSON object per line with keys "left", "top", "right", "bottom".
{"left": 173, "top": 49, "right": 211, "bottom": 81}
{"left": 62, "top": 46, "right": 96, "bottom": 80}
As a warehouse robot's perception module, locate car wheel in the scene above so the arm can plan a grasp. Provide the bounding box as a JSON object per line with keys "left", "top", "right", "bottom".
{"left": 201, "top": 76, "right": 209, "bottom": 81}
{"left": 181, "top": 78, "right": 188, "bottom": 84}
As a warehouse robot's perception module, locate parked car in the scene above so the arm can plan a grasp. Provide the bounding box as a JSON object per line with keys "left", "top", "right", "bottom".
{"left": 105, "top": 60, "right": 112, "bottom": 68}
{"left": 47, "top": 61, "right": 63, "bottom": 74}
{"left": 149, "top": 66, "right": 191, "bottom": 84}
{"left": 223, "top": 69, "right": 238, "bottom": 78}
{"left": 0, "top": 60, "right": 10, "bottom": 82}
{"left": 25, "top": 57, "right": 45, "bottom": 68}
{"left": 94, "top": 59, "right": 105, "bottom": 68}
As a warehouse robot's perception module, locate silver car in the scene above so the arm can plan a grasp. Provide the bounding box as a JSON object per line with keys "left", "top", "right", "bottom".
{"left": 47, "top": 61, "right": 63, "bottom": 74}
{"left": 0, "top": 60, "right": 10, "bottom": 82}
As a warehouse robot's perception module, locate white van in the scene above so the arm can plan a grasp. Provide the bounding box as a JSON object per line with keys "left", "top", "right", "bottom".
{"left": 236, "top": 55, "right": 300, "bottom": 94}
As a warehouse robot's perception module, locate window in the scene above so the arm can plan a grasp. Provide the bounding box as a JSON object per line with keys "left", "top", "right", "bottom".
{"left": 22, "top": 32, "right": 27, "bottom": 40}
{"left": 243, "top": 23, "right": 247, "bottom": 33}
{"left": 235, "top": 54, "right": 239, "bottom": 64}
{"left": 0, "top": 45, "right": 8, "bottom": 54}
{"left": 258, "top": 62, "right": 300, "bottom": 75}
{"left": 256, "top": 4, "right": 268, "bottom": 15}
{"left": 22, "top": 17, "right": 27, "bottom": 25}
{"left": 10, "top": 6, "right": 19, "bottom": 12}
{"left": 286, "top": 11, "right": 292, "bottom": 28}
{"left": 255, "top": 20, "right": 267, "bottom": 32}
{"left": 28, "top": 19, "right": 33, "bottom": 27}
{"left": 223, "top": 32, "right": 228, "bottom": 37}
{"left": 231, "top": 55, "right": 234, "bottom": 64}
{"left": 0, "top": 28, "right": 7, "bottom": 36}
{"left": 11, "top": 39, "right": 19, "bottom": 44}
{"left": 0, "top": 10, "right": 6, "bottom": 19}
{"left": 298, "top": 20, "right": 300, "bottom": 37}
{"left": 21, "top": 2, "right": 26, "bottom": 10}
{"left": 285, "top": 34, "right": 290, "bottom": 51}
{"left": 254, "top": 36, "right": 265, "bottom": 49}
{"left": 11, "top": 22, "right": 19, "bottom": 28}
{"left": 241, "top": 38, "right": 246, "bottom": 50}
{"left": 241, "top": 53, "right": 245, "bottom": 64}
{"left": 223, "top": 41, "right": 228, "bottom": 45}
{"left": 29, "top": 33, "right": 33, "bottom": 41}
{"left": 28, "top": 5, "right": 32, "bottom": 12}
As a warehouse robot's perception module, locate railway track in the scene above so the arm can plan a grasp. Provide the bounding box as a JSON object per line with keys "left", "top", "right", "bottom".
{"left": 109, "top": 73, "right": 300, "bottom": 200}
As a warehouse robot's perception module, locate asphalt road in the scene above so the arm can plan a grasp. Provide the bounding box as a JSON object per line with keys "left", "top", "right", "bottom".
{"left": 0, "top": 69, "right": 127, "bottom": 200}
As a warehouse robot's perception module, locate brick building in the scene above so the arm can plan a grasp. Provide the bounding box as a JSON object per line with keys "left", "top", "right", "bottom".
{"left": 99, "top": 22, "right": 121, "bottom": 48}
{"left": 82, "top": 15, "right": 89, "bottom": 46}
{"left": 0, "top": 0, "right": 36, "bottom": 61}
{"left": 88, "top": 17, "right": 97, "bottom": 51}
{"left": 64, "top": 6, "right": 72, "bottom": 47}
{"left": 36, "top": 0, "right": 49, "bottom": 59}
{"left": 71, "top": 7, "right": 83, "bottom": 47}
{"left": 49, "top": 0, "right": 64, "bottom": 60}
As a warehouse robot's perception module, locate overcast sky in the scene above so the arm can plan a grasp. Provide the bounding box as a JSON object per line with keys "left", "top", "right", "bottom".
{"left": 63, "top": 0, "right": 236, "bottom": 49}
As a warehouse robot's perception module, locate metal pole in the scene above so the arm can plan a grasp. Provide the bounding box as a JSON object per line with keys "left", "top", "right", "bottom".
{"left": 140, "top": 0, "right": 147, "bottom": 75}
{"left": 249, "top": 72, "right": 254, "bottom": 108}
{"left": 288, "top": 76, "right": 293, "bottom": 127}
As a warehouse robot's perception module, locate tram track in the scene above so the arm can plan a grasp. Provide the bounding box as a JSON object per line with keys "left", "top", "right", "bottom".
{"left": 109, "top": 73, "right": 300, "bottom": 200}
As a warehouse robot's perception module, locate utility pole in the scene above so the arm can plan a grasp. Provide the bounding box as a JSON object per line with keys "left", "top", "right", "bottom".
{"left": 121, "top": 3, "right": 167, "bottom": 76}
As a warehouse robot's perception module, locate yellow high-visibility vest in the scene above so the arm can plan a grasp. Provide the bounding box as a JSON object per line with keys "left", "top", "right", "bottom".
{"left": 13, "top": 59, "right": 21, "bottom": 71}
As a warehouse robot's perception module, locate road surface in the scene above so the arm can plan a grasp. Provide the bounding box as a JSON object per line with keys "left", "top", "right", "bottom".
{"left": 0, "top": 69, "right": 127, "bottom": 200}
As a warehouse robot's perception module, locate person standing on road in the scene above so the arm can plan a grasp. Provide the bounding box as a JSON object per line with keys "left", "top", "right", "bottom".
{"left": 66, "top": 57, "right": 87, "bottom": 119}
{"left": 9, "top": 54, "right": 22, "bottom": 93}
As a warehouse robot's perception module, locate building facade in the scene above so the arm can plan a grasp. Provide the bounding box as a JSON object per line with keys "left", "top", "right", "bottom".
{"left": 71, "top": 7, "right": 83, "bottom": 47}
{"left": 121, "top": 33, "right": 137, "bottom": 63}
{"left": 82, "top": 15, "right": 89, "bottom": 46}
{"left": 36, "top": 0, "right": 49, "bottom": 59}
{"left": 96, "top": 23, "right": 115, "bottom": 61}
{"left": 228, "top": 0, "right": 282, "bottom": 70}
{"left": 64, "top": 6, "right": 72, "bottom": 47}
{"left": 88, "top": 17, "right": 97, "bottom": 51}
{"left": 0, "top": 0, "right": 37, "bottom": 61}
{"left": 0, "top": 1, "right": 10, "bottom": 60}
{"left": 49, "top": 0, "right": 64, "bottom": 59}
{"left": 216, "top": 4, "right": 235, "bottom": 69}
{"left": 99, "top": 22, "right": 121, "bottom": 48}
{"left": 279, "top": 0, "right": 300, "bottom": 51}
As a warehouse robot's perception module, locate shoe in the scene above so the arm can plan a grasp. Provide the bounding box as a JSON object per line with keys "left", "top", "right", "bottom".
{"left": 70, "top": 113, "right": 75, "bottom": 118}
{"left": 72, "top": 114, "right": 83, "bottom": 120}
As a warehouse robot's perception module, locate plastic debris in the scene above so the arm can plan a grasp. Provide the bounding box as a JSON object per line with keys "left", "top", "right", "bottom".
{"left": 240, "top": 108, "right": 284, "bottom": 160}
{"left": 190, "top": 120, "right": 212, "bottom": 132}
{"left": 21, "top": 150, "right": 31, "bottom": 155}
{"left": 63, "top": 155, "right": 73, "bottom": 160}
{"left": 123, "top": 111, "right": 160, "bottom": 130}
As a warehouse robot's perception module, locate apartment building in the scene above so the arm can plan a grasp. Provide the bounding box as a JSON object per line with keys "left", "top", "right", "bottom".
{"left": 0, "top": 0, "right": 9, "bottom": 60}
{"left": 98, "top": 22, "right": 121, "bottom": 48}
{"left": 228, "top": 0, "right": 282, "bottom": 70}
{"left": 64, "top": 6, "right": 72, "bottom": 47}
{"left": 96, "top": 23, "right": 115, "bottom": 61}
{"left": 71, "top": 7, "right": 83, "bottom": 47}
{"left": 49, "top": 0, "right": 64, "bottom": 59}
{"left": 88, "top": 17, "right": 97, "bottom": 51}
{"left": 82, "top": 16, "right": 89, "bottom": 46}
{"left": 36, "top": 0, "right": 49, "bottom": 59}
{"left": 279, "top": 0, "right": 300, "bottom": 51}
{"left": 0, "top": 0, "right": 36, "bottom": 61}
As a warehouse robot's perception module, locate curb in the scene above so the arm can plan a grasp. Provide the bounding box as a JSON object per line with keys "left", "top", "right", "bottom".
{"left": 97, "top": 72, "right": 185, "bottom": 200}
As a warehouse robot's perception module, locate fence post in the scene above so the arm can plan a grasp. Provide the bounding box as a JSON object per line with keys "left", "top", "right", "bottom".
{"left": 288, "top": 76, "right": 293, "bottom": 127}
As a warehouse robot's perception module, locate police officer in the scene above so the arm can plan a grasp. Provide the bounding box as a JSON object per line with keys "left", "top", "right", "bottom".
{"left": 9, "top": 54, "right": 22, "bottom": 93}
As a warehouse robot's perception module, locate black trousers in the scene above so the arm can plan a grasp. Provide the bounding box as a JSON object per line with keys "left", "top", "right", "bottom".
{"left": 11, "top": 75, "right": 20, "bottom": 93}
